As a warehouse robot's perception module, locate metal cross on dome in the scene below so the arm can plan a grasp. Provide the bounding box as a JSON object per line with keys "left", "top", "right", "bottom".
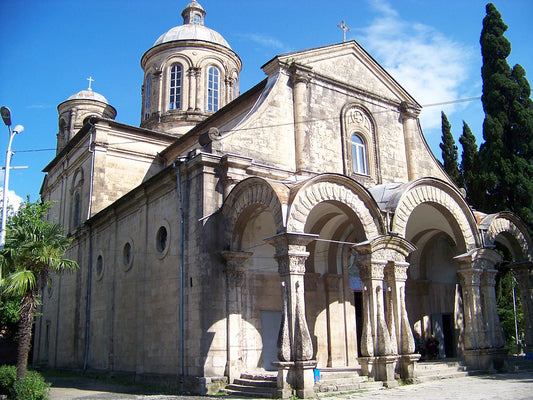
{"left": 337, "top": 20, "right": 350, "bottom": 42}
{"left": 87, "top": 76, "right": 94, "bottom": 90}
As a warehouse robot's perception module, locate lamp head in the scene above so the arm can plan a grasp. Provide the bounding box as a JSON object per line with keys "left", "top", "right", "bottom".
{"left": 12, "top": 125, "right": 24, "bottom": 134}
{"left": 0, "top": 106, "right": 11, "bottom": 127}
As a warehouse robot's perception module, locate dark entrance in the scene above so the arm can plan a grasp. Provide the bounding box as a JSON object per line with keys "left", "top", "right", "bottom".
{"left": 354, "top": 291, "right": 363, "bottom": 356}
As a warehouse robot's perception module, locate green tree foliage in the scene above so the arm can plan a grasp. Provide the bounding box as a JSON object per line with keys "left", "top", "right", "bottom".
{"left": 439, "top": 111, "right": 463, "bottom": 187}
{"left": 459, "top": 121, "right": 483, "bottom": 208}
{"left": 0, "top": 201, "right": 78, "bottom": 381}
{"left": 0, "top": 296, "right": 21, "bottom": 341}
{"left": 479, "top": 3, "right": 533, "bottom": 230}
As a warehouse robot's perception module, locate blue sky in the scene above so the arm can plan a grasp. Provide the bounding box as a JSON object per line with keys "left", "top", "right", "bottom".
{"left": 0, "top": 0, "right": 531, "bottom": 203}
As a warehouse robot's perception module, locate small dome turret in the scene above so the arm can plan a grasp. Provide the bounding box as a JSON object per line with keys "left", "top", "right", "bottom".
{"left": 56, "top": 79, "right": 117, "bottom": 154}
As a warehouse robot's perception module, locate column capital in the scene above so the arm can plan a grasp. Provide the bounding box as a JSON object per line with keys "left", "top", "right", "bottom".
{"left": 454, "top": 248, "right": 503, "bottom": 270}
{"left": 399, "top": 101, "right": 421, "bottom": 119}
{"left": 457, "top": 267, "right": 483, "bottom": 286}
{"left": 265, "top": 232, "right": 318, "bottom": 256}
{"left": 289, "top": 62, "right": 313, "bottom": 86}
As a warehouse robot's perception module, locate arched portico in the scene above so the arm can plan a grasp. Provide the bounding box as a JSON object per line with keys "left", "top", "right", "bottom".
{"left": 481, "top": 213, "right": 533, "bottom": 355}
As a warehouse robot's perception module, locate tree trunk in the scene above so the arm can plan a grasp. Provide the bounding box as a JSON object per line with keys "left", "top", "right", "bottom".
{"left": 17, "top": 291, "right": 36, "bottom": 381}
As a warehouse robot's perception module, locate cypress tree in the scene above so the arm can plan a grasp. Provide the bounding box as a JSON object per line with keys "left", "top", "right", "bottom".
{"left": 439, "top": 111, "right": 463, "bottom": 187}
{"left": 479, "top": 3, "right": 533, "bottom": 230}
{"left": 459, "top": 121, "right": 483, "bottom": 208}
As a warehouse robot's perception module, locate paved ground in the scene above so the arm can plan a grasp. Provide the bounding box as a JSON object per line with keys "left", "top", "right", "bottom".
{"left": 48, "top": 371, "right": 533, "bottom": 400}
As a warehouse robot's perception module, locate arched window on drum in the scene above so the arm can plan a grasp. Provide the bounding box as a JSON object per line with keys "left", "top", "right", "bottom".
{"left": 351, "top": 133, "right": 368, "bottom": 175}
{"left": 169, "top": 63, "right": 183, "bottom": 110}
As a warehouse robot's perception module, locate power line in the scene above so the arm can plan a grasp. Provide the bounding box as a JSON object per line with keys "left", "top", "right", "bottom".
{"left": 12, "top": 96, "right": 482, "bottom": 154}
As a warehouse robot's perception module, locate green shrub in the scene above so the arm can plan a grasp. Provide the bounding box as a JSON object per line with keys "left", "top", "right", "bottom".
{"left": 0, "top": 365, "right": 16, "bottom": 396}
{"left": 0, "top": 366, "right": 50, "bottom": 400}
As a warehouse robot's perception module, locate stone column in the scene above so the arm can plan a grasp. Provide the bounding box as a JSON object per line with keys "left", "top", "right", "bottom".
{"left": 153, "top": 69, "right": 163, "bottom": 116}
{"left": 455, "top": 249, "right": 506, "bottom": 371}
{"left": 511, "top": 262, "right": 533, "bottom": 354}
{"left": 399, "top": 101, "right": 422, "bottom": 181}
{"left": 187, "top": 68, "right": 196, "bottom": 111}
{"left": 385, "top": 261, "right": 419, "bottom": 381}
{"left": 352, "top": 235, "right": 416, "bottom": 386}
{"left": 265, "top": 232, "right": 317, "bottom": 399}
{"left": 481, "top": 268, "right": 505, "bottom": 349}
{"left": 220, "top": 251, "right": 251, "bottom": 383}
{"left": 290, "top": 63, "right": 313, "bottom": 174}
{"left": 195, "top": 68, "right": 202, "bottom": 111}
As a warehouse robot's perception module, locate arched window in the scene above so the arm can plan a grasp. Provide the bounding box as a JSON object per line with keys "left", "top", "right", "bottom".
{"left": 72, "top": 192, "right": 81, "bottom": 228}
{"left": 351, "top": 133, "right": 368, "bottom": 175}
{"left": 169, "top": 64, "right": 183, "bottom": 110}
{"left": 207, "top": 66, "right": 220, "bottom": 112}
{"left": 144, "top": 74, "right": 152, "bottom": 120}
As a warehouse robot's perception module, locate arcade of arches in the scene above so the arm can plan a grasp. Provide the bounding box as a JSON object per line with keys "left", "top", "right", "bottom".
{"left": 221, "top": 175, "right": 533, "bottom": 395}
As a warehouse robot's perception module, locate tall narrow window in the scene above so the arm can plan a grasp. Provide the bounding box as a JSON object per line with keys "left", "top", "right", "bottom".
{"left": 351, "top": 134, "right": 368, "bottom": 175}
{"left": 207, "top": 66, "right": 220, "bottom": 112}
{"left": 72, "top": 192, "right": 81, "bottom": 228}
{"left": 169, "top": 64, "right": 183, "bottom": 110}
{"left": 144, "top": 74, "right": 152, "bottom": 120}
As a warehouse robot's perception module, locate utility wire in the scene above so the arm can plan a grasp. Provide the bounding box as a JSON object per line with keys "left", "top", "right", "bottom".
{"left": 12, "top": 96, "right": 482, "bottom": 154}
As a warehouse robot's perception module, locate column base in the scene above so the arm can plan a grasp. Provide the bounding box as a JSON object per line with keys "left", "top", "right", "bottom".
{"left": 273, "top": 360, "right": 317, "bottom": 399}
{"left": 463, "top": 348, "right": 508, "bottom": 372}
{"left": 398, "top": 354, "right": 421, "bottom": 382}
{"left": 359, "top": 356, "right": 398, "bottom": 387}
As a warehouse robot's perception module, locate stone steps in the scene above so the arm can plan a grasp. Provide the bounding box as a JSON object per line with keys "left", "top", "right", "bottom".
{"left": 315, "top": 367, "right": 384, "bottom": 396}
{"left": 415, "top": 359, "right": 479, "bottom": 383}
{"left": 221, "top": 373, "right": 277, "bottom": 398}
{"left": 508, "top": 355, "right": 533, "bottom": 372}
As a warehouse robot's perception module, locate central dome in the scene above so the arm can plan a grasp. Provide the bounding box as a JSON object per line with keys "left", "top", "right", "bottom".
{"left": 153, "top": 1, "right": 231, "bottom": 49}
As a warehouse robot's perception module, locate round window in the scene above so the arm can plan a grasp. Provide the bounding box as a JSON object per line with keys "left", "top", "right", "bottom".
{"left": 156, "top": 226, "right": 168, "bottom": 253}
{"left": 123, "top": 242, "right": 133, "bottom": 270}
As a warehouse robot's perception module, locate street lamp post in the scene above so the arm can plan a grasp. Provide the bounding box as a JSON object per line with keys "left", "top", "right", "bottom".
{"left": 0, "top": 106, "right": 24, "bottom": 284}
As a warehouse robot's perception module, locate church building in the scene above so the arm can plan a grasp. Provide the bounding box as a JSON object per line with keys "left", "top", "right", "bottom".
{"left": 34, "top": 2, "right": 533, "bottom": 398}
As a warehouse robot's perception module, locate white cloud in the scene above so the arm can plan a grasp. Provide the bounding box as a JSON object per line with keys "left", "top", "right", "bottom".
{"left": 0, "top": 188, "right": 24, "bottom": 216}
{"left": 357, "top": 0, "right": 476, "bottom": 131}
{"left": 241, "top": 33, "right": 291, "bottom": 53}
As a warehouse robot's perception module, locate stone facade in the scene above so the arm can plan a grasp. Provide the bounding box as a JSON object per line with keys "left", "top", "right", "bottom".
{"left": 34, "top": 2, "right": 533, "bottom": 398}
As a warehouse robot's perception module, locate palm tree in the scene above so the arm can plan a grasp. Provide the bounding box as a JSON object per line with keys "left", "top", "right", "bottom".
{"left": 0, "top": 201, "right": 78, "bottom": 380}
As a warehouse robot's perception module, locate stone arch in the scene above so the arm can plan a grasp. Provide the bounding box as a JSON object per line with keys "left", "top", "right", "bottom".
{"left": 222, "top": 177, "right": 287, "bottom": 250}
{"left": 392, "top": 178, "right": 479, "bottom": 251}
{"left": 482, "top": 212, "right": 532, "bottom": 262}
{"left": 286, "top": 174, "right": 383, "bottom": 239}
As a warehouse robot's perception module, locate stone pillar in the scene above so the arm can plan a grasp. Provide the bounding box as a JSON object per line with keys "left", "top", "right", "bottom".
{"left": 511, "top": 262, "right": 533, "bottom": 354}
{"left": 153, "top": 69, "right": 163, "bottom": 116}
{"left": 290, "top": 63, "right": 313, "bottom": 174}
{"left": 195, "top": 68, "right": 202, "bottom": 111}
{"left": 220, "top": 251, "right": 251, "bottom": 383}
{"left": 352, "top": 235, "right": 416, "bottom": 386}
{"left": 266, "top": 232, "right": 318, "bottom": 399}
{"left": 187, "top": 68, "right": 196, "bottom": 111}
{"left": 399, "top": 101, "right": 422, "bottom": 181}
{"left": 481, "top": 268, "right": 505, "bottom": 349}
{"left": 455, "top": 249, "right": 506, "bottom": 371}
{"left": 385, "top": 261, "right": 420, "bottom": 381}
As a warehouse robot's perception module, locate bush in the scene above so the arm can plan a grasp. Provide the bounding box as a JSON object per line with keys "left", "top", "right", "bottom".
{"left": 0, "top": 365, "right": 16, "bottom": 396}
{"left": 0, "top": 366, "right": 50, "bottom": 400}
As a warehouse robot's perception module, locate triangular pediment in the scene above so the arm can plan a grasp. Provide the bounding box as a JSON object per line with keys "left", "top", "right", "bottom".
{"left": 263, "top": 41, "right": 420, "bottom": 107}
